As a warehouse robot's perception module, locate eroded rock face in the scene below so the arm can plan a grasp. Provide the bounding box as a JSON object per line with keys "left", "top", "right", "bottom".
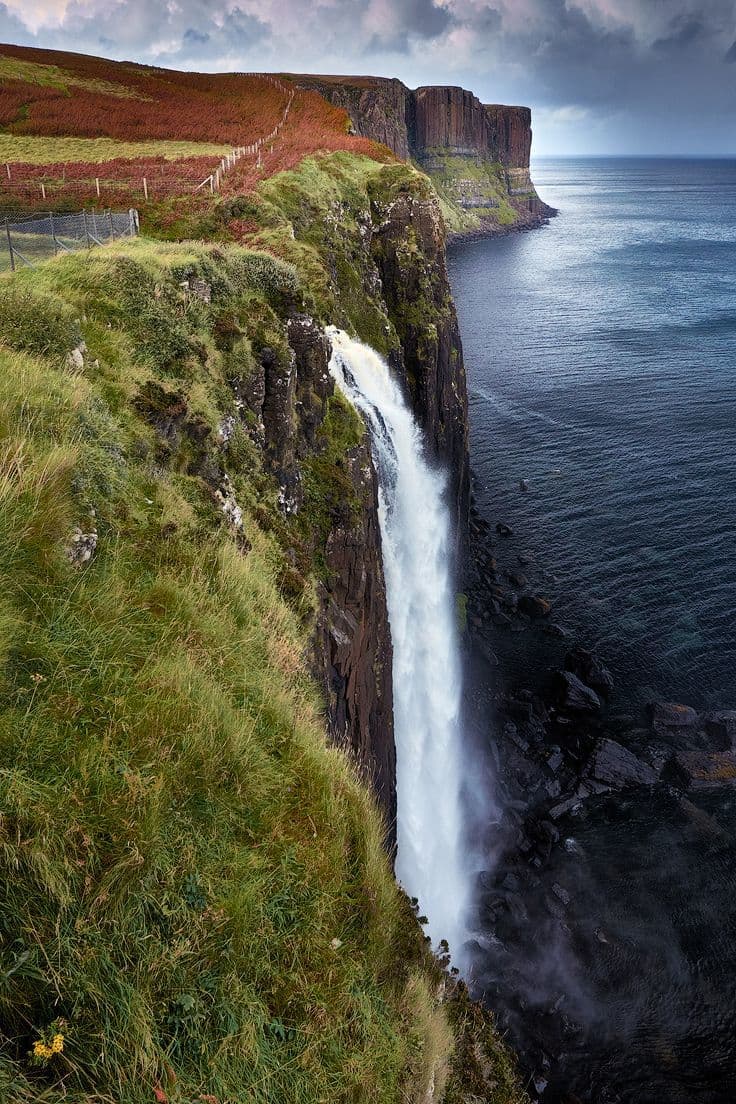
{"left": 287, "top": 318, "right": 397, "bottom": 843}
{"left": 231, "top": 179, "right": 468, "bottom": 845}
{"left": 297, "top": 75, "right": 535, "bottom": 170}
{"left": 296, "top": 75, "right": 412, "bottom": 159}
{"left": 370, "top": 186, "right": 469, "bottom": 536}
{"left": 484, "top": 104, "right": 533, "bottom": 168}
{"left": 412, "top": 85, "right": 494, "bottom": 155}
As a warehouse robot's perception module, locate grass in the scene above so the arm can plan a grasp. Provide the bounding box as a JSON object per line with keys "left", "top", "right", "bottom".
{"left": 0, "top": 240, "right": 460, "bottom": 1102}
{"left": 0, "top": 121, "right": 530, "bottom": 1102}
{"left": 0, "top": 53, "right": 143, "bottom": 98}
{"left": 417, "top": 152, "right": 524, "bottom": 234}
{"left": 0, "top": 135, "right": 230, "bottom": 165}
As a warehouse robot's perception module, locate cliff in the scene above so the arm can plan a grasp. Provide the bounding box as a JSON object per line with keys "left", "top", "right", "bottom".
{"left": 0, "top": 46, "right": 527, "bottom": 1104}
{"left": 294, "top": 75, "right": 554, "bottom": 238}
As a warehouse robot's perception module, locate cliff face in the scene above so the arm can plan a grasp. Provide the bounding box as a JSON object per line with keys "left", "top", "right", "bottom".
{"left": 286, "top": 317, "right": 396, "bottom": 836}
{"left": 294, "top": 75, "right": 554, "bottom": 238}
{"left": 370, "top": 180, "right": 469, "bottom": 528}
{"left": 234, "top": 158, "right": 468, "bottom": 841}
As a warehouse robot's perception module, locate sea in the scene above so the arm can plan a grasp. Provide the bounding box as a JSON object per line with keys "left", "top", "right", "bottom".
{"left": 450, "top": 157, "right": 736, "bottom": 711}
{"left": 448, "top": 158, "right": 736, "bottom": 1103}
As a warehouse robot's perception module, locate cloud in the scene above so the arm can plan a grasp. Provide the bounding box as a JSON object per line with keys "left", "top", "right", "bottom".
{"left": 3, "top": 0, "right": 736, "bottom": 151}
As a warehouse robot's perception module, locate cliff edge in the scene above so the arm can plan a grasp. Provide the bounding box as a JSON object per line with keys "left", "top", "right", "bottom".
{"left": 294, "top": 74, "right": 555, "bottom": 238}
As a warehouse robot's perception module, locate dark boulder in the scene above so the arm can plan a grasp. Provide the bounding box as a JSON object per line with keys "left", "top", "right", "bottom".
{"left": 704, "top": 711, "right": 736, "bottom": 750}
{"left": 518, "top": 594, "right": 552, "bottom": 618}
{"left": 554, "top": 671, "right": 601, "bottom": 714}
{"left": 665, "top": 749, "right": 736, "bottom": 788}
{"left": 564, "top": 647, "right": 614, "bottom": 698}
{"left": 649, "top": 702, "right": 700, "bottom": 737}
{"left": 586, "top": 737, "right": 658, "bottom": 788}
{"left": 496, "top": 522, "right": 513, "bottom": 537}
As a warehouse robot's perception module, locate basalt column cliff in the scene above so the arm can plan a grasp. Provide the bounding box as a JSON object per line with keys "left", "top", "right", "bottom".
{"left": 295, "top": 75, "right": 555, "bottom": 237}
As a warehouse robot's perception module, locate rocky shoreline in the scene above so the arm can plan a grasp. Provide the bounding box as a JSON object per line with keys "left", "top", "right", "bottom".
{"left": 447, "top": 201, "right": 558, "bottom": 247}
{"left": 461, "top": 485, "right": 736, "bottom": 1102}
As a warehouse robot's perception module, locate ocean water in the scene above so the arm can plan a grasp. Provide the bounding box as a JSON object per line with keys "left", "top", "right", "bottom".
{"left": 448, "top": 160, "right": 736, "bottom": 1102}
{"left": 449, "top": 158, "right": 736, "bottom": 711}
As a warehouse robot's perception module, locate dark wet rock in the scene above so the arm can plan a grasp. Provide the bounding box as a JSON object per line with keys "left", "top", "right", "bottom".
{"left": 492, "top": 611, "right": 513, "bottom": 629}
{"left": 501, "top": 872, "right": 521, "bottom": 893}
{"left": 704, "top": 710, "right": 736, "bottom": 749}
{"left": 665, "top": 749, "right": 736, "bottom": 788}
{"left": 564, "top": 647, "right": 614, "bottom": 698}
{"left": 496, "top": 522, "right": 513, "bottom": 537}
{"left": 518, "top": 594, "right": 552, "bottom": 618}
{"left": 554, "top": 671, "right": 601, "bottom": 715}
{"left": 507, "top": 571, "right": 527, "bottom": 588}
{"left": 649, "top": 701, "right": 700, "bottom": 736}
{"left": 551, "top": 882, "right": 571, "bottom": 907}
{"left": 547, "top": 749, "right": 564, "bottom": 773}
{"left": 549, "top": 796, "right": 580, "bottom": 820}
{"left": 586, "top": 737, "right": 658, "bottom": 788}
{"left": 542, "top": 622, "right": 570, "bottom": 639}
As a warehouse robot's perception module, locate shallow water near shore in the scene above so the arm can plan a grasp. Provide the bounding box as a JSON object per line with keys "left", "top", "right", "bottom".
{"left": 448, "top": 158, "right": 736, "bottom": 1103}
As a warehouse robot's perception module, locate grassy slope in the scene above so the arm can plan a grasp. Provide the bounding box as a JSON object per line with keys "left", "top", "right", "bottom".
{"left": 418, "top": 153, "right": 532, "bottom": 237}
{"left": 0, "top": 43, "right": 529, "bottom": 1103}
{"left": 0, "top": 237, "right": 455, "bottom": 1103}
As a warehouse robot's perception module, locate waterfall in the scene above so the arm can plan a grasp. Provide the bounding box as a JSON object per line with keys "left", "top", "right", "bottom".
{"left": 327, "top": 327, "right": 469, "bottom": 960}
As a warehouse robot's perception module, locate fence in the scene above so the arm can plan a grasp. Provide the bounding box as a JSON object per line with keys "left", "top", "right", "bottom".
{"left": 1, "top": 208, "right": 139, "bottom": 272}
{"left": 0, "top": 76, "right": 297, "bottom": 208}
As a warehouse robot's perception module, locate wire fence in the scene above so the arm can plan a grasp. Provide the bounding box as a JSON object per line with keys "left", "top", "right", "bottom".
{"left": 0, "top": 76, "right": 297, "bottom": 210}
{"left": 1, "top": 208, "right": 139, "bottom": 272}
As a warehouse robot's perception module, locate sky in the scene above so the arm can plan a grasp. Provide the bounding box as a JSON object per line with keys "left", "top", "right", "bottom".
{"left": 3, "top": 0, "right": 736, "bottom": 154}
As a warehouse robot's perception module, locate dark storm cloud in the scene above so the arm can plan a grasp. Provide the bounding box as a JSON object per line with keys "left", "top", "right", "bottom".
{"left": 3, "top": 0, "right": 736, "bottom": 151}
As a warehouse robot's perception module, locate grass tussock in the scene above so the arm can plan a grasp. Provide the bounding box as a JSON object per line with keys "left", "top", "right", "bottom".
{"left": 0, "top": 240, "right": 458, "bottom": 1103}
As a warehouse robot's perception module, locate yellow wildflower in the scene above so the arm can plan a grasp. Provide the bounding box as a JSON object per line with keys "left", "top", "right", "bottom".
{"left": 51, "top": 1033, "right": 64, "bottom": 1053}
{"left": 33, "top": 1040, "right": 52, "bottom": 1059}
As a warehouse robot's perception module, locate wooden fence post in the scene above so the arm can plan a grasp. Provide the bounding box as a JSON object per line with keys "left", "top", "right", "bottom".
{"left": 143, "top": 177, "right": 148, "bottom": 201}
{"left": 96, "top": 177, "right": 100, "bottom": 198}
{"left": 5, "top": 219, "right": 15, "bottom": 272}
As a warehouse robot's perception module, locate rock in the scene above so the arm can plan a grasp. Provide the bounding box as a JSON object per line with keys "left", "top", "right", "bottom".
{"left": 549, "top": 797, "right": 580, "bottom": 820}
{"left": 507, "top": 572, "right": 527, "bottom": 588}
{"left": 649, "top": 702, "right": 700, "bottom": 736}
{"left": 554, "top": 671, "right": 601, "bottom": 714}
{"left": 564, "top": 647, "right": 614, "bottom": 698}
{"left": 551, "top": 882, "right": 571, "bottom": 907}
{"left": 547, "top": 749, "right": 564, "bottom": 773}
{"left": 519, "top": 478, "right": 529, "bottom": 492}
{"left": 496, "top": 522, "right": 513, "bottom": 538}
{"left": 704, "top": 711, "right": 736, "bottom": 749}
{"left": 587, "top": 738, "right": 658, "bottom": 788}
{"left": 666, "top": 749, "right": 736, "bottom": 788}
{"left": 66, "top": 526, "right": 97, "bottom": 566}
{"left": 501, "top": 872, "right": 521, "bottom": 893}
{"left": 66, "top": 341, "right": 87, "bottom": 373}
{"left": 518, "top": 594, "right": 552, "bottom": 618}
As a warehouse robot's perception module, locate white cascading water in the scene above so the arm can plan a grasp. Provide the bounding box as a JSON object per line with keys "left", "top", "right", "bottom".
{"left": 327, "top": 327, "right": 469, "bottom": 960}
